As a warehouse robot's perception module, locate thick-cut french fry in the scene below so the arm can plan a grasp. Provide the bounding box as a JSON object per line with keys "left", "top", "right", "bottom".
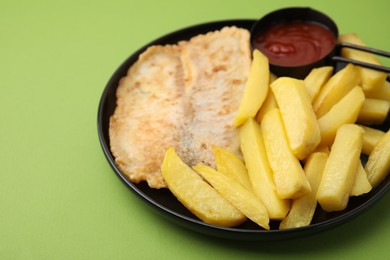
{"left": 318, "top": 86, "right": 365, "bottom": 146}
{"left": 194, "top": 165, "right": 270, "bottom": 230}
{"left": 365, "top": 129, "right": 390, "bottom": 188}
{"left": 261, "top": 109, "right": 311, "bottom": 199}
{"left": 359, "top": 125, "right": 386, "bottom": 155}
{"left": 317, "top": 124, "right": 363, "bottom": 212}
{"left": 271, "top": 77, "right": 321, "bottom": 160}
{"left": 365, "top": 80, "right": 390, "bottom": 101}
{"left": 357, "top": 98, "right": 390, "bottom": 125}
{"left": 161, "top": 147, "right": 246, "bottom": 227}
{"left": 255, "top": 89, "right": 278, "bottom": 124}
{"left": 339, "top": 33, "right": 387, "bottom": 93}
{"left": 234, "top": 50, "right": 269, "bottom": 126}
{"left": 279, "top": 152, "right": 328, "bottom": 230}
{"left": 239, "top": 118, "right": 290, "bottom": 219}
{"left": 313, "top": 145, "right": 330, "bottom": 155}
{"left": 313, "top": 63, "right": 360, "bottom": 118}
{"left": 350, "top": 162, "right": 372, "bottom": 196}
{"left": 255, "top": 73, "right": 278, "bottom": 123}
{"left": 304, "top": 66, "right": 334, "bottom": 102}
{"left": 213, "top": 146, "right": 253, "bottom": 192}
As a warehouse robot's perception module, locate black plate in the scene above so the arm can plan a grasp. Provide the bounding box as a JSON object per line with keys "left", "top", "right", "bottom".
{"left": 97, "top": 19, "right": 390, "bottom": 241}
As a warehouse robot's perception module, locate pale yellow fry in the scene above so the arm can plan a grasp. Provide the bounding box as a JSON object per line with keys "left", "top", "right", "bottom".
{"left": 317, "top": 124, "right": 363, "bottom": 212}
{"left": 359, "top": 125, "right": 385, "bottom": 155}
{"left": 234, "top": 50, "right": 269, "bottom": 126}
{"left": 255, "top": 89, "right": 278, "bottom": 124}
{"left": 365, "top": 81, "right": 390, "bottom": 101}
{"left": 365, "top": 129, "right": 390, "bottom": 188}
{"left": 350, "top": 162, "right": 372, "bottom": 196}
{"left": 194, "top": 165, "right": 270, "bottom": 230}
{"left": 239, "top": 118, "right": 290, "bottom": 219}
{"left": 280, "top": 152, "right": 328, "bottom": 230}
{"left": 357, "top": 98, "right": 390, "bottom": 125}
{"left": 313, "top": 145, "right": 330, "bottom": 155}
{"left": 213, "top": 146, "right": 253, "bottom": 192}
{"left": 313, "top": 63, "right": 360, "bottom": 118}
{"left": 318, "top": 86, "right": 365, "bottom": 146}
{"left": 261, "top": 108, "right": 311, "bottom": 199}
{"left": 271, "top": 77, "right": 321, "bottom": 160}
{"left": 161, "top": 147, "right": 246, "bottom": 227}
{"left": 304, "top": 66, "right": 334, "bottom": 102}
{"left": 339, "top": 33, "right": 387, "bottom": 92}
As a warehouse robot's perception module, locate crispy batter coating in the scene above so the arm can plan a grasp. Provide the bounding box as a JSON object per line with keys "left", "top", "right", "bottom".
{"left": 109, "top": 27, "right": 251, "bottom": 188}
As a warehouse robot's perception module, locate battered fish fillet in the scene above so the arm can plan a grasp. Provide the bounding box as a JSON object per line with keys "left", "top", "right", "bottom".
{"left": 180, "top": 27, "right": 251, "bottom": 167}
{"left": 109, "top": 45, "right": 188, "bottom": 188}
{"left": 109, "top": 27, "right": 251, "bottom": 188}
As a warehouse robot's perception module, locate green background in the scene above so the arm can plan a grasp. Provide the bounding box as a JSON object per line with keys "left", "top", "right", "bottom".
{"left": 1, "top": 0, "right": 389, "bottom": 259}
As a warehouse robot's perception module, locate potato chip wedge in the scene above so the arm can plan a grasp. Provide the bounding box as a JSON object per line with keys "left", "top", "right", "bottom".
{"left": 194, "top": 165, "right": 270, "bottom": 230}
{"left": 161, "top": 147, "right": 246, "bottom": 227}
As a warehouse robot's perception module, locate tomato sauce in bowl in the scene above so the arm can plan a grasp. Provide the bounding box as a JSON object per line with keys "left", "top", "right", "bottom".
{"left": 253, "top": 21, "right": 337, "bottom": 67}
{"left": 250, "top": 7, "right": 339, "bottom": 78}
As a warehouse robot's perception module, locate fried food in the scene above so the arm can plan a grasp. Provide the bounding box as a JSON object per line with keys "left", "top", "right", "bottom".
{"left": 109, "top": 45, "right": 186, "bottom": 188}
{"left": 162, "top": 147, "right": 246, "bottom": 227}
{"left": 233, "top": 49, "right": 269, "bottom": 126}
{"left": 270, "top": 77, "right": 321, "bottom": 160}
{"left": 180, "top": 27, "right": 251, "bottom": 167}
{"left": 239, "top": 118, "right": 290, "bottom": 219}
{"left": 317, "top": 124, "right": 363, "bottom": 212}
{"left": 109, "top": 27, "right": 251, "bottom": 188}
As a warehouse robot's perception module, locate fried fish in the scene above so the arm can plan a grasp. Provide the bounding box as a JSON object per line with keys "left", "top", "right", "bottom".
{"left": 109, "top": 26, "right": 251, "bottom": 188}
{"left": 180, "top": 27, "right": 251, "bottom": 167}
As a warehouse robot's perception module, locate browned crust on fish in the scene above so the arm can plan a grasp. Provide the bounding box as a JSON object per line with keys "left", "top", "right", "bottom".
{"left": 109, "top": 26, "right": 251, "bottom": 188}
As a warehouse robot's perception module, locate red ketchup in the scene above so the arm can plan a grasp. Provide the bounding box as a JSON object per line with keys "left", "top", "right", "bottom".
{"left": 253, "top": 21, "right": 337, "bottom": 67}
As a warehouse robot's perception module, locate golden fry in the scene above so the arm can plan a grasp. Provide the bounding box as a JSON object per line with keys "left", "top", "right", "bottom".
{"left": 234, "top": 50, "right": 269, "bottom": 126}
{"left": 317, "top": 124, "right": 363, "bottom": 212}
{"left": 261, "top": 109, "right": 311, "bottom": 199}
{"left": 161, "top": 147, "right": 246, "bottom": 226}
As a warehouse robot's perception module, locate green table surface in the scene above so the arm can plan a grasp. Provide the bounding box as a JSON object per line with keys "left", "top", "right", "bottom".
{"left": 1, "top": 0, "right": 390, "bottom": 259}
